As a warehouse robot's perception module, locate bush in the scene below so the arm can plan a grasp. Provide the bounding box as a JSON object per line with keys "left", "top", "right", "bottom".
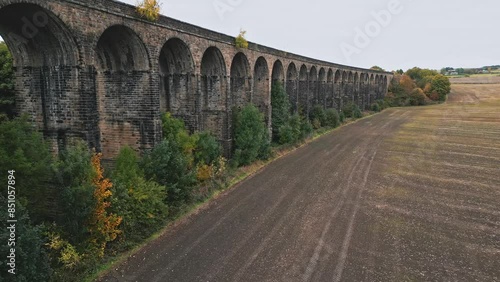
{"left": 0, "top": 195, "right": 52, "bottom": 281}
{"left": 136, "top": 0, "right": 160, "bottom": 21}
{"left": 371, "top": 103, "right": 381, "bottom": 112}
{"left": 0, "top": 116, "right": 54, "bottom": 223}
{"left": 111, "top": 147, "right": 168, "bottom": 243}
{"left": 325, "top": 108, "right": 340, "bottom": 128}
{"left": 409, "top": 88, "right": 427, "bottom": 106}
{"left": 339, "top": 111, "right": 346, "bottom": 123}
{"left": 162, "top": 113, "right": 197, "bottom": 164}
{"left": 299, "top": 117, "right": 314, "bottom": 139}
{"left": 342, "top": 102, "right": 363, "bottom": 119}
{"left": 141, "top": 140, "right": 196, "bottom": 208}
{"left": 0, "top": 42, "right": 15, "bottom": 118}
{"left": 235, "top": 29, "right": 249, "bottom": 49}
{"left": 233, "top": 104, "right": 270, "bottom": 166}
{"left": 271, "top": 81, "right": 290, "bottom": 142}
{"left": 194, "top": 132, "right": 222, "bottom": 166}
{"left": 309, "top": 105, "right": 327, "bottom": 128}
{"left": 53, "top": 142, "right": 96, "bottom": 246}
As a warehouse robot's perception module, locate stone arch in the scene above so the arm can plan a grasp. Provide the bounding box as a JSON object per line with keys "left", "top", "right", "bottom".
{"left": 354, "top": 72, "right": 360, "bottom": 107}
{"left": 159, "top": 37, "right": 196, "bottom": 129}
{"left": 271, "top": 60, "right": 285, "bottom": 85}
{"left": 298, "top": 64, "right": 308, "bottom": 114}
{"left": 334, "top": 70, "right": 342, "bottom": 111}
{"left": 230, "top": 52, "right": 251, "bottom": 109}
{"left": 96, "top": 25, "right": 149, "bottom": 71}
{"left": 0, "top": 3, "right": 84, "bottom": 153}
{"left": 253, "top": 56, "right": 270, "bottom": 123}
{"left": 286, "top": 62, "right": 298, "bottom": 113}
{"left": 309, "top": 66, "right": 318, "bottom": 113}
{"left": 318, "top": 68, "right": 327, "bottom": 109}
{"left": 200, "top": 46, "right": 227, "bottom": 143}
{"left": 95, "top": 24, "right": 152, "bottom": 157}
{"left": 327, "top": 69, "right": 334, "bottom": 108}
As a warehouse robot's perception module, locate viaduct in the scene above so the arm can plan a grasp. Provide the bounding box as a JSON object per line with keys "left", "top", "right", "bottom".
{"left": 0, "top": 0, "right": 393, "bottom": 157}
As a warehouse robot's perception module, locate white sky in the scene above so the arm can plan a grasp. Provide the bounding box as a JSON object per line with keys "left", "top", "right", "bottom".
{"left": 120, "top": 0, "right": 500, "bottom": 71}
{"left": 2, "top": 0, "right": 499, "bottom": 71}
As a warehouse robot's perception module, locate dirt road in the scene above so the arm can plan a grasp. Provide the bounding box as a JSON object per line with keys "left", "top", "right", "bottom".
{"left": 101, "top": 84, "right": 500, "bottom": 282}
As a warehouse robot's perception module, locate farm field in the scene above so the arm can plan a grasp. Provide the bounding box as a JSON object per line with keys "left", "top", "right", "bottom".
{"left": 101, "top": 80, "right": 500, "bottom": 281}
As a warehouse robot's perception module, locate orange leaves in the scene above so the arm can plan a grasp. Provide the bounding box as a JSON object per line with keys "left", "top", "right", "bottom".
{"left": 89, "top": 153, "right": 122, "bottom": 257}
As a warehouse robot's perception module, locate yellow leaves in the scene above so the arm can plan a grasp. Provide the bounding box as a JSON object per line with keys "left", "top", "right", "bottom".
{"left": 46, "top": 233, "right": 81, "bottom": 269}
{"left": 136, "top": 0, "right": 161, "bottom": 22}
{"left": 197, "top": 164, "right": 214, "bottom": 182}
{"left": 89, "top": 152, "right": 122, "bottom": 258}
{"left": 235, "top": 29, "right": 249, "bottom": 49}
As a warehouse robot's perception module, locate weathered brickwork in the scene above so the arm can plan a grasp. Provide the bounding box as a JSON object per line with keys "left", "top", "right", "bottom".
{"left": 0, "top": 0, "right": 392, "bottom": 158}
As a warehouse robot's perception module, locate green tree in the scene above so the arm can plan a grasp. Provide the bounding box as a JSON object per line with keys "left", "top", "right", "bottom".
{"left": 110, "top": 147, "right": 168, "bottom": 244}
{"left": 194, "top": 132, "right": 222, "bottom": 166}
{"left": 0, "top": 41, "right": 15, "bottom": 119}
{"left": 53, "top": 142, "right": 96, "bottom": 246}
{"left": 325, "top": 108, "right": 340, "bottom": 128}
{"left": 233, "top": 104, "right": 270, "bottom": 166}
{"left": 309, "top": 105, "right": 327, "bottom": 128}
{"left": 0, "top": 194, "right": 52, "bottom": 281}
{"left": 430, "top": 74, "right": 451, "bottom": 101}
{"left": 141, "top": 140, "right": 196, "bottom": 208}
{"left": 370, "top": 66, "right": 385, "bottom": 72}
{"left": 0, "top": 116, "right": 54, "bottom": 223}
{"left": 271, "top": 81, "right": 290, "bottom": 142}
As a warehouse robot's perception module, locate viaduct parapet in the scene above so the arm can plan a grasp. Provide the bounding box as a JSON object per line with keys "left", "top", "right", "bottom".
{"left": 0, "top": 0, "right": 393, "bottom": 157}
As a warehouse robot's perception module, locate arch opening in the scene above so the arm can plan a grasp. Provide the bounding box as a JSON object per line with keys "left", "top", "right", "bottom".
{"left": 253, "top": 57, "right": 270, "bottom": 123}
{"left": 0, "top": 3, "right": 84, "bottom": 154}
{"left": 159, "top": 38, "right": 196, "bottom": 130}
{"left": 96, "top": 25, "right": 152, "bottom": 157}
{"left": 286, "top": 62, "right": 298, "bottom": 113}
{"left": 230, "top": 52, "right": 251, "bottom": 109}
{"left": 200, "top": 46, "right": 227, "bottom": 144}
{"left": 298, "top": 65, "right": 308, "bottom": 115}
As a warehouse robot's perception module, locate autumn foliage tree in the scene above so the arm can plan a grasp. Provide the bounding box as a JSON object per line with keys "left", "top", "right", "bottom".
{"left": 88, "top": 153, "right": 122, "bottom": 258}
{"left": 137, "top": 0, "right": 160, "bottom": 21}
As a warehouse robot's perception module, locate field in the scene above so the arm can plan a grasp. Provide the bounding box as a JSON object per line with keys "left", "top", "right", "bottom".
{"left": 101, "top": 78, "right": 500, "bottom": 282}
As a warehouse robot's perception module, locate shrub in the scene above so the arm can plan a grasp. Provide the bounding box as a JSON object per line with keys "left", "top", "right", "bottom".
{"left": 111, "top": 147, "right": 168, "bottom": 243}
{"left": 0, "top": 116, "right": 54, "bottom": 223}
{"left": 0, "top": 42, "right": 15, "bottom": 118}
{"left": 325, "top": 108, "right": 340, "bottom": 128}
{"left": 299, "top": 117, "right": 314, "bottom": 139}
{"left": 271, "top": 81, "right": 290, "bottom": 142}
{"left": 53, "top": 142, "right": 96, "bottom": 246}
{"left": 88, "top": 152, "right": 122, "bottom": 258}
{"left": 233, "top": 104, "right": 270, "bottom": 166}
{"left": 194, "top": 132, "right": 222, "bottom": 166}
{"left": 136, "top": 0, "right": 160, "bottom": 21}
{"left": 409, "top": 88, "right": 427, "bottom": 106}
{"left": 339, "top": 111, "right": 346, "bottom": 122}
{"left": 0, "top": 195, "right": 52, "bottom": 281}
{"left": 309, "top": 105, "right": 327, "bottom": 127}
{"left": 141, "top": 140, "right": 196, "bottom": 208}
{"left": 162, "top": 113, "right": 197, "bottom": 164}
{"left": 235, "top": 29, "right": 249, "bottom": 49}
{"left": 370, "top": 103, "right": 380, "bottom": 112}
{"left": 342, "top": 102, "right": 363, "bottom": 119}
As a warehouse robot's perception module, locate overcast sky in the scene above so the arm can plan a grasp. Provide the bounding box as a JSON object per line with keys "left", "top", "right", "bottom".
{"left": 2, "top": 0, "right": 498, "bottom": 71}
{"left": 117, "top": 0, "right": 499, "bottom": 71}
